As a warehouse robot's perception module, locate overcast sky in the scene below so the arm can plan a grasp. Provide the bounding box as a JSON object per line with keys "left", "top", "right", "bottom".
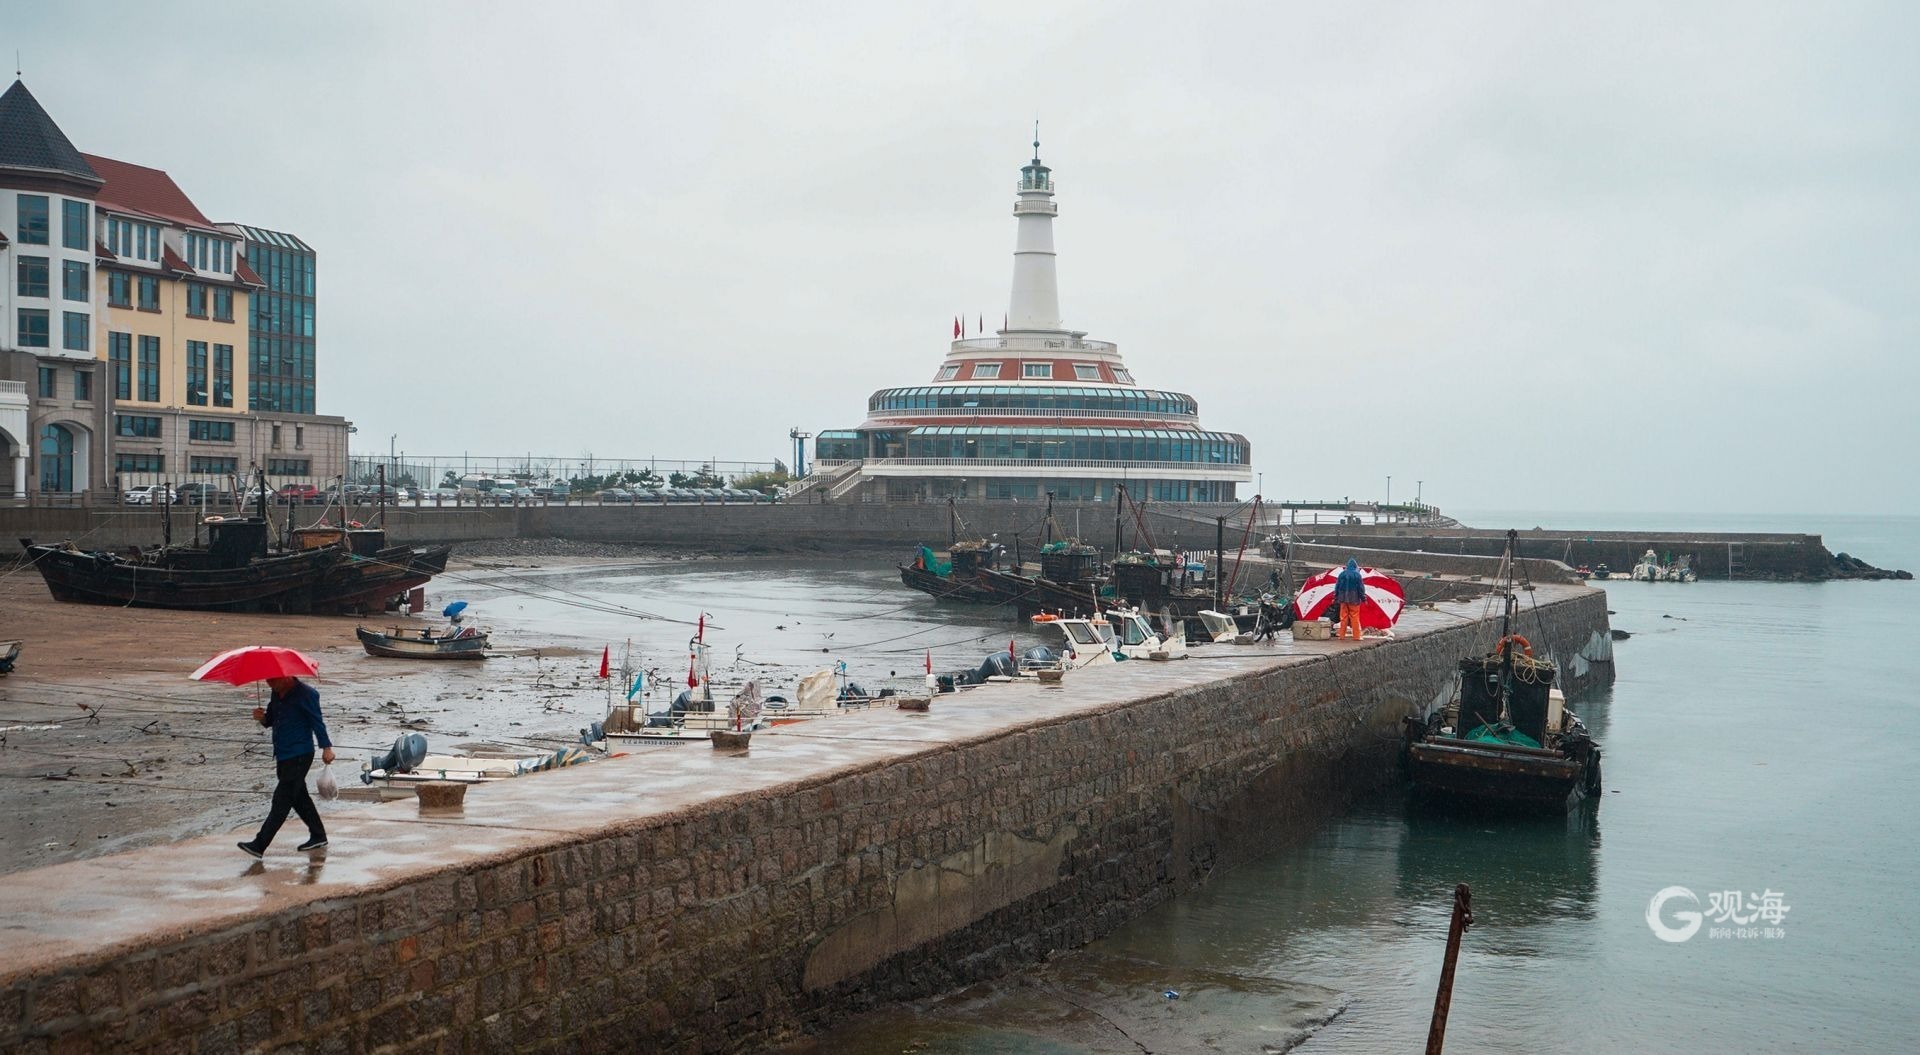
{"left": 10, "top": 2, "right": 1916, "bottom": 514}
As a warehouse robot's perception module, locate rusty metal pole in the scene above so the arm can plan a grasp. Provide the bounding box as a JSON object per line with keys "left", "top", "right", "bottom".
{"left": 1426, "top": 883, "right": 1474, "bottom": 1055}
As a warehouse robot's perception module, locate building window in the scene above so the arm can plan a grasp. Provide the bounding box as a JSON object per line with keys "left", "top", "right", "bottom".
{"left": 936, "top": 365, "right": 960, "bottom": 381}
{"left": 186, "top": 341, "right": 209, "bottom": 405}
{"left": 62, "top": 200, "right": 89, "bottom": 250}
{"left": 1073, "top": 363, "right": 1100, "bottom": 381}
{"left": 16, "top": 256, "right": 49, "bottom": 298}
{"left": 1023, "top": 362, "right": 1052, "bottom": 378}
{"left": 186, "top": 283, "right": 208, "bottom": 318}
{"left": 37, "top": 367, "right": 56, "bottom": 398}
{"left": 15, "top": 194, "right": 48, "bottom": 244}
{"left": 1112, "top": 367, "right": 1135, "bottom": 384}
{"left": 295, "top": 425, "right": 305, "bottom": 449}
{"left": 213, "top": 287, "right": 232, "bottom": 322}
{"left": 62, "top": 311, "right": 89, "bottom": 352}
{"left": 17, "top": 309, "right": 49, "bottom": 347}
{"left": 62, "top": 261, "right": 88, "bottom": 301}
{"left": 115, "top": 453, "right": 166, "bottom": 474}
{"left": 137, "top": 335, "right": 160, "bottom": 401}
{"left": 109, "top": 219, "right": 164, "bottom": 262}
{"left": 267, "top": 458, "right": 310, "bottom": 475}
{"left": 190, "top": 456, "right": 238, "bottom": 474}
{"left": 110, "top": 332, "right": 132, "bottom": 399}
{"left": 971, "top": 363, "right": 1001, "bottom": 379}
{"left": 213, "top": 344, "right": 233, "bottom": 407}
{"left": 137, "top": 276, "right": 160, "bottom": 311}
{"left": 271, "top": 424, "right": 282, "bottom": 449}
{"left": 115, "top": 414, "right": 162, "bottom": 438}
{"left": 188, "top": 419, "right": 236, "bottom": 443}
{"left": 108, "top": 271, "right": 132, "bottom": 307}
{"left": 74, "top": 370, "right": 92, "bottom": 401}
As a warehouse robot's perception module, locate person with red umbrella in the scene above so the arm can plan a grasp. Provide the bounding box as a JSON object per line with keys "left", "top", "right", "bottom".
{"left": 1293, "top": 562, "right": 1406, "bottom": 639}
{"left": 194, "top": 647, "right": 334, "bottom": 857}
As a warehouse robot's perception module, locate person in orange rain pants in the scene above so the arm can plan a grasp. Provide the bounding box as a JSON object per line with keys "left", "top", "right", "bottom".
{"left": 1335, "top": 558, "right": 1367, "bottom": 640}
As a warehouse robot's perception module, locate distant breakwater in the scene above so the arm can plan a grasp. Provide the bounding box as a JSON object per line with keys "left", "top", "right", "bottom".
{"left": 1, "top": 503, "right": 1903, "bottom": 580}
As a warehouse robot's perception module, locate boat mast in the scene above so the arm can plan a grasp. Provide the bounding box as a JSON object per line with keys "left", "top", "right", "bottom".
{"left": 1499, "top": 528, "right": 1518, "bottom": 718}
{"left": 947, "top": 495, "right": 957, "bottom": 547}
{"left": 1213, "top": 514, "right": 1225, "bottom": 611}
{"left": 1113, "top": 483, "right": 1125, "bottom": 560}
{"left": 1042, "top": 491, "right": 1054, "bottom": 548}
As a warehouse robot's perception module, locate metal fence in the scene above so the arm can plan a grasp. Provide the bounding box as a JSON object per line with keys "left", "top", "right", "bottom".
{"left": 343, "top": 454, "right": 784, "bottom": 490}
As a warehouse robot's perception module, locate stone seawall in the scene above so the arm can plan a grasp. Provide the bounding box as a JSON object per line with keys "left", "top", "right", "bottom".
{"left": 0, "top": 586, "right": 1611, "bottom": 1053}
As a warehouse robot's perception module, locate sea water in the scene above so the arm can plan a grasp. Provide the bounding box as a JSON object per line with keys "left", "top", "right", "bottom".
{"left": 804, "top": 513, "right": 1920, "bottom": 1052}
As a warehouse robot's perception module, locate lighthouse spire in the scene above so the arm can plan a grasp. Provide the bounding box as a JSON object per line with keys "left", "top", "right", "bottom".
{"left": 1007, "top": 131, "right": 1062, "bottom": 333}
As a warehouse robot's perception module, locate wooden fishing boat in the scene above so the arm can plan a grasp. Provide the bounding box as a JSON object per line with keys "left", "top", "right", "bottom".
{"left": 356, "top": 624, "right": 491, "bottom": 659}
{"left": 20, "top": 473, "right": 450, "bottom": 614}
{"left": 23, "top": 521, "right": 342, "bottom": 611}
{"left": 1402, "top": 531, "right": 1603, "bottom": 812}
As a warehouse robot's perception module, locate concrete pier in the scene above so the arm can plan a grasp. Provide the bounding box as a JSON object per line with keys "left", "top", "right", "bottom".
{"left": 0, "top": 583, "right": 1612, "bottom": 1053}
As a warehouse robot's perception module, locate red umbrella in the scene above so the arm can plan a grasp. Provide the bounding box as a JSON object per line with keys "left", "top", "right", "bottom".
{"left": 1294, "top": 566, "right": 1405, "bottom": 628}
{"left": 189, "top": 646, "right": 319, "bottom": 685}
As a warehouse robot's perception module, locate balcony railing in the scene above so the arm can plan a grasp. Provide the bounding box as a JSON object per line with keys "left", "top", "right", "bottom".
{"left": 863, "top": 406, "right": 1198, "bottom": 423}
{"left": 0, "top": 380, "right": 27, "bottom": 397}
{"left": 854, "top": 456, "right": 1248, "bottom": 473}
{"left": 947, "top": 337, "right": 1118, "bottom": 355}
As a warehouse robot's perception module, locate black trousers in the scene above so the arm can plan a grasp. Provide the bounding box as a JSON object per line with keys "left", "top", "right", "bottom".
{"left": 252, "top": 752, "right": 325, "bottom": 848}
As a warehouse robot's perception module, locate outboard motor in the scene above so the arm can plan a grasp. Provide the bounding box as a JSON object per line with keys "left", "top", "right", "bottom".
{"left": 578, "top": 721, "right": 605, "bottom": 745}
{"left": 1021, "top": 646, "right": 1060, "bottom": 667}
{"left": 367, "top": 733, "right": 428, "bottom": 779}
{"left": 976, "top": 653, "right": 1019, "bottom": 680}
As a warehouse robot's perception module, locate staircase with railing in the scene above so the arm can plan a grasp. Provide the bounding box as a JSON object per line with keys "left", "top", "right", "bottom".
{"left": 782, "top": 459, "right": 862, "bottom": 501}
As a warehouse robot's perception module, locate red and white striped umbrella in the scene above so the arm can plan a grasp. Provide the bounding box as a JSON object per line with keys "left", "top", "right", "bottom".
{"left": 1294, "top": 566, "right": 1406, "bottom": 628}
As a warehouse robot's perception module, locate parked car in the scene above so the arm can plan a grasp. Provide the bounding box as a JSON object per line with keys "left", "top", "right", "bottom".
{"left": 543, "top": 486, "right": 572, "bottom": 502}
{"left": 277, "top": 484, "right": 321, "bottom": 504}
{"left": 510, "top": 487, "right": 538, "bottom": 501}
{"left": 175, "top": 482, "right": 233, "bottom": 506}
{"left": 597, "top": 489, "right": 633, "bottom": 503}
{"left": 122, "top": 484, "right": 174, "bottom": 505}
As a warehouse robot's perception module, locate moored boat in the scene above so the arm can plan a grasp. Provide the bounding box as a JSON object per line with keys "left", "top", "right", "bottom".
{"left": 0, "top": 640, "right": 20, "bottom": 676}
{"left": 356, "top": 624, "right": 491, "bottom": 659}
{"left": 1401, "top": 530, "right": 1603, "bottom": 812}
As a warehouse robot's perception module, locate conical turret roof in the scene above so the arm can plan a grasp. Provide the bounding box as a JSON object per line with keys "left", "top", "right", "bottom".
{"left": 0, "top": 80, "right": 101, "bottom": 186}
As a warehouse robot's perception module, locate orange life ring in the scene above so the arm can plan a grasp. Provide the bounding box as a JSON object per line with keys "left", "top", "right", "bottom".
{"left": 1493, "top": 634, "right": 1533, "bottom": 658}
{"left": 1030, "top": 612, "right": 1058, "bottom": 623}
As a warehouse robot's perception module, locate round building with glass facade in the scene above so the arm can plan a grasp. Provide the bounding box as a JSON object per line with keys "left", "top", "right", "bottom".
{"left": 808, "top": 140, "right": 1251, "bottom": 503}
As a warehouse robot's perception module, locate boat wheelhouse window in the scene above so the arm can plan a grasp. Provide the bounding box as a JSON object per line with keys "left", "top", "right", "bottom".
{"left": 936, "top": 365, "right": 959, "bottom": 380}
{"left": 1120, "top": 616, "right": 1149, "bottom": 646}
{"left": 971, "top": 363, "right": 1001, "bottom": 379}
{"left": 1064, "top": 622, "right": 1102, "bottom": 645}
{"left": 1073, "top": 363, "right": 1099, "bottom": 380}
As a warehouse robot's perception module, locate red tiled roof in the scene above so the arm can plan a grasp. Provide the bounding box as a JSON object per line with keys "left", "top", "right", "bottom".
{"left": 93, "top": 240, "right": 117, "bottom": 262}
{"left": 0, "top": 229, "right": 8, "bottom": 247}
{"left": 81, "top": 152, "right": 216, "bottom": 230}
{"left": 161, "top": 244, "right": 194, "bottom": 275}
{"left": 233, "top": 257, "right": 264, "bottom": 287}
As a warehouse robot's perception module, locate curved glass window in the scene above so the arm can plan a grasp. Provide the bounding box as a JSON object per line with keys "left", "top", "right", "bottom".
{"left": 898, "top": 426, "right": 1247, "bottom": 465}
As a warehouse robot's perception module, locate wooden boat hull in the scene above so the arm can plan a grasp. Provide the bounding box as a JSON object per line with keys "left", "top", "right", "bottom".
{"left": 312, "top": 545, "right": 452, "bottom": 613}
{"left": 1406, "top": 737, "right": 1591, "bottom": 811}
{"left": 897, "top": 563, "right": 1000, "bottom": 604}
{"left": 24, "top": 543, "right": 339, "bottom": 612}
{"left": 356, "top": 626, "right": 490, "bottom": 659}
{"left": 975, "top": 567, "right": 1105, "bottom": 617}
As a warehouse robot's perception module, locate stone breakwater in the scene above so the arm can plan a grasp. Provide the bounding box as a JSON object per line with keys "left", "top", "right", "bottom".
{"left": 0, "top": 585, "right": 1612, "bottom": 1054}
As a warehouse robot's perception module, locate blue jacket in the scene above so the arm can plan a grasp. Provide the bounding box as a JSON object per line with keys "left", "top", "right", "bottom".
{"left": 1334, "top": 561, "right": 1367, "bottom": 605}
{"left": 260, "top": 680, "right": 332, "bottom": 761}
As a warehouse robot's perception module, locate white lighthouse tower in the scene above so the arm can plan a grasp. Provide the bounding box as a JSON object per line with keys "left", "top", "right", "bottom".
{"left": 1007, "top": 134, "right": 1062, "bottom": 333}
{"left": 805, "top": 135, "right": 1253, "bottom": 505}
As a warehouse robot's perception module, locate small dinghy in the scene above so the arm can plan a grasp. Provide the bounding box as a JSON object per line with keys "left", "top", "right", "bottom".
{"left": 355, "top": 624, "right": 490, "bottom": 660}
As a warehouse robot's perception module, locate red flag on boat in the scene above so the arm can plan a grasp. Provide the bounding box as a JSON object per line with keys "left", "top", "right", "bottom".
{"left": 925, "top": 648, "right": 933, "bottom": 674}
{"left": 597, "top": 647, "right": 610, "bottom": 679}
{"left": 1008, "top": 637, "right": 1017, "bottom": 661}
{"left": 687, "top": 655, "right": 699, "bottom": 688}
